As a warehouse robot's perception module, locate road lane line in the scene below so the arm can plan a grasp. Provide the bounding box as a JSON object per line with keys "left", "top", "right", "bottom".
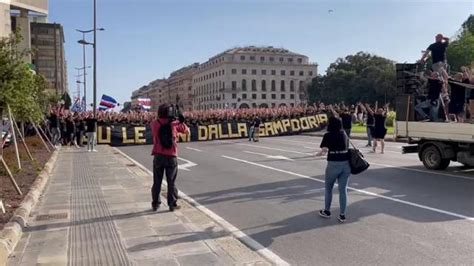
{"left": 237, "top": 143, "right": 314, "bottom": 156}
{"left": 242, "top": 144, "right": 474, "bottom": 181}
{"left": 222, "top": 155, "right": 474, "bottom": 222}
{"left": 112, "top": 147, "right": 289, "bottom": 266}
{"left": 244, "top": 151, "right": 295, "bottom": 161}
{"left": 185, "top": 147, "right": 203, "bottom": 152}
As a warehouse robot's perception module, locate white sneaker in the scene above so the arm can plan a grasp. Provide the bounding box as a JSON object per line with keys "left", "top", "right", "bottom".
{"left": 87, "top": 149, "right": 91, "bottom": 152}
{"left": 92, "top": 149, "right": 98, "bottom": 152}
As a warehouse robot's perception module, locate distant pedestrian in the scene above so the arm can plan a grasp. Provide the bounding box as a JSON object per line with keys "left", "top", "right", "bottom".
{"left": 359, "top": 103, "right": 374, "bottom": 147}
{"left": 316, "top": 116, "right": 351, "bottom": 223}
{"left": 85, "top": 114, "right": 97, "bottom": 152}
{"left": 252, "top": 116, "right": 261, "bottom": 142}
{"left": 248, "top": 119, "right": 254, "bottom": 141}
{"left": 365, "top": 103, "right": 389, "bottom": 154}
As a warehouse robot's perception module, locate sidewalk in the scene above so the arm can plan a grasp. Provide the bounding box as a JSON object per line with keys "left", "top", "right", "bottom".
{"left": 7, "top": 146, "right": 270, "bottom": 265}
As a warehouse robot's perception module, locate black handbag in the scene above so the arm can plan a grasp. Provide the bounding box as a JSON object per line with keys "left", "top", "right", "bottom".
{"left": 344, "top": 134, "right": 370, "bottom": 175}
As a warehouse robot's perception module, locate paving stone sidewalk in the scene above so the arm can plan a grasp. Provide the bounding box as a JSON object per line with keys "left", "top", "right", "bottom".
{"left": 7, "top": 146, "right": 270, "bottom": 266}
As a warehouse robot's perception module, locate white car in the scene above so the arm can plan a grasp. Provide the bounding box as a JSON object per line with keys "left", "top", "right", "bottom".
{"left": 1, "top": 129, "right": 11, "bottom": 147}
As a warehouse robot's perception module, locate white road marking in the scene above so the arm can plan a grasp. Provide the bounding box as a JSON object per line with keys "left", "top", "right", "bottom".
{"left": 238, "top": 143, "right": 314, "bottom": 156}
{"left": 112, "top": 148, "right": 289, "bottom": 266}
{"left": 243, "top": 144, "right": 474, "bottom": 181}
{"left": 185, "top": 147, "right": 203, "bottom": 152}
{"left": 222, "top": 155, "right": 474, "bottom": 222}
{"left": 244, "top": 151, "right": 294, "bottom": 161}
{"left": 178, "top": 157, "right": 197, "bottom": 171}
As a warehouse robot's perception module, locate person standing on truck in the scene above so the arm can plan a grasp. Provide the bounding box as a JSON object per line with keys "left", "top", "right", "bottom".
{"left": 420, "top": 34, "right": 449, "bottom": 82}
{"left": 415, "top": 72, "right": 443, "bottom": 121}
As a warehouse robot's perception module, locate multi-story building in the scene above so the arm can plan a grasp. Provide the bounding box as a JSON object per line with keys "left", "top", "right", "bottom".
{"left": 1, "top": 0, "right": 49, "bottom": 62}
{"left": 147, "top": 79, "right": 166, "bottom": 112}
{"left": 192, "top": 46, "right": 317, "bottom": 110}
{"left": 30, "top": 22, "right": 68, "bottom": 95}
{"left": 161, "top": 63, "right": 199, "bottom": 111}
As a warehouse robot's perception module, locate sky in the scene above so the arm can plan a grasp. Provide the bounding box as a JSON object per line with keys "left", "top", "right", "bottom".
{"left": 48, "top": 0, "right": 474, "bottom": 106}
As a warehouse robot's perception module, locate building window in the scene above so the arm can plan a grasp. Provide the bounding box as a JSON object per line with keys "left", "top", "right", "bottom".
{"left": 290, "top": 94, "right": 295, "bottom": 99}
{"left": 290, "top": 70, "right": 295, "bottom": 76}
{"left": 309, "top": 71, "right": 313, "bottom": 76}
{"left": 242, "top": 94, "right": 247, "bottom": 99}
{"left": 281, "top": 80, "right": 286, "bottom": 91}
{"left": 260, "top": 56, "right": 265, "bottom": 62}
{"left": 252, "top": 69, "right": 257, "bottom": 75}
{"left": 279, "top": 57, "right": 284, "bottom": 62}
{"left": 232, "top": 93, "right": 237, "bottom": 99}
{"left": 271, "top": 70, "right": 276, "bottom": 75}
{"left": 281, "top": 94, "right": 286, "bottom": 99}
{"left": 281, "top": 70, "right": 286, "bottom": 76}
{"left": 250, "top": 56, "right": 255, "bottom": 61}
{"left": 271, "top": 80, "right": 276, "bottom": 91}
{"left": 262, "top": 94, "right": 267, "bottom": 99}
{"left": 271, "top": 94, "right": 276, "bottom": 99}
{"left": 242, "top": 69, "right": 247, "bottom": 75}
{"left": 299, "top": 71, "right": 304, "bottom": 76}
{"left": 288, "top": 58, "right": 293, "bottom": 62}
{"left": 252, "top": 94, "right": 257, "bottom": 99}
{"left": 299, "top": 81, "right": 305, "bottom": 90}
{"left": 232, "top": 69, "right": 237, "bottom": 74}
{"left": 240, "top": 55, "right": 245, "bottom": 61}
{"left": 232, "top": 81, "right": 237, "bottom": 90}
{"left": 252, "top": 79, "right": 257, "bottom": 91}
{"left": 297, "top": 58, "right": 303, "bottom": 63}
{"left": 261, "top": 69, "right": 267, "bottom": 75}
{"left": 261, "top": 80, "right": 267, "bottom": 91}
{"left": 242, "top": 79, "right": 247, "bottom": 91}
{"left": 222, "top": 69, "right": 225, "bottom": 75}
{"left": 270, "top": 57, "right": 274, "bottom": 62}
{"left": 290, "top": 80, "right": 294, "bottom": 91}
{"left": 222, "top": 82, "right": 225, "bottom": 89}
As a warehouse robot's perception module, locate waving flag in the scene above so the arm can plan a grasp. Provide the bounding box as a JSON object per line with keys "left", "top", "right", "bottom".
{"left": 99, "top": 94, "right": 118, "bottom": 110}
{"left": 71, "top": 97, "right": 82, "bottom": 112}
{"left": 137, "top": 98, "right": 151, "bottom": 111}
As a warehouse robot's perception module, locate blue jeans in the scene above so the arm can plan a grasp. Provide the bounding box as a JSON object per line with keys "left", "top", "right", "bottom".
{"left": 367, "top": 126, "right": 373, "bottom": 145}
{"left": 324, "top": 160, "right": 351, "bottom": 215}
{"left": 415, "top": 99, "right": 440, "bottom": 121}
{"left": 248, "top": 126, "right": 254, "bottom": 141}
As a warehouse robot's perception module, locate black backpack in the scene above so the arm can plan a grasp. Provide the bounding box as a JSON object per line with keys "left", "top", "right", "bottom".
{"left": 158, "top": 121, "right": 175, "bottom": 149}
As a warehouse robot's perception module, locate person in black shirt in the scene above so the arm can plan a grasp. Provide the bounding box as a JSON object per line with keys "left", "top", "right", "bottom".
{"left": 48, "top": 110, "right": 60, "bottom": 147}
{"left": 75, "top": 117, "right": 85, "bottom": 147}
{"left": 359, "top": 103, "right": 374, "bottom": 147}
{"left": 448, "top": 73, "right": 467, "bottom": 122}
{"left": 329, "top": 105, "right": 353, "bottom": 137}
{"left": 420, "top": 34, "right": 449, "bottom": 81}
{"left": 253, "top": 116, "right": 261, "bottom": 142}
{"left": 364, "top": 103, "right": 389, "bottom": 154}
{"left": 316, "top": 116, "right": 351, "bottom": 223}
{"left": 65, "top": 116, "right": 77, "bottom": 147}
{"left": 415, "top": 73, "right": 443, "bottom": 121}
{"left": 85, "top": 115, "right": 98, "bottom": 152}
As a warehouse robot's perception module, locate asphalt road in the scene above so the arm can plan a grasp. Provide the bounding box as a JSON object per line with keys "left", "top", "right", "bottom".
{"left": 118, "top": 135, "right": 474, "bottom": 266}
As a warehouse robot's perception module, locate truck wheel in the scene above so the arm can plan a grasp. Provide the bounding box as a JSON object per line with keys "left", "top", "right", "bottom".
{"left": 421, "top": 146, "right": 450, "bottom": 170}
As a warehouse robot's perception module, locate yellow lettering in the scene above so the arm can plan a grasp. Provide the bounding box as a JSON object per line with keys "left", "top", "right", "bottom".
{"left": 290, "top": 119, "right": 301, "bottom": 132}
{"left": 198, "top": 126, "right": 208, "bottom": 141}
{"left": 122, "top": 127, "right": 134, "bottom": 144}
{"left": 299, "top": 117, "right": 311, "bottom": 130}
{"left": 282, "top": 119, "right": 291, "bottom": 132}
{"left": 317, "top": 113, "right": 329, "bottom": 125}
{"left": 265, "top": 122, "right": 275, "bottom": 136}
{"left": 133, "top": 127, "right": 146, "bottom": 144}
{"left": 307, "top": 116, "right": 318, "bottom": 129}
{"left": 227, "top": 123, "right": 239, "bottom": 138}
{"left": 97, "top": 126, "right": 111, "bottom": 144}
{"left": 272, "top": 121, "right": 284, "bottom": 134}
{"left": 208, "top": 125, "right": 219, "bottom": 140}
{"left": 178, "top": 133, "right": 189, "bottom": 142}
{"left": 237, "top": 123, "right": 248, "bottom": 137}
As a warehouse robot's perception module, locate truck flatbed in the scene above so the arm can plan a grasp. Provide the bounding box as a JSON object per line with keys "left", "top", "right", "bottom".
{"left": 396, "top": 121, "right": 474, "bottom": 143}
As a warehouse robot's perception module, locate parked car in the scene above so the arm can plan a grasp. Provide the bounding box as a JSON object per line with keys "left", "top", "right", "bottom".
{"left": 2, "top": 129, "right": 11, "bottom": 147}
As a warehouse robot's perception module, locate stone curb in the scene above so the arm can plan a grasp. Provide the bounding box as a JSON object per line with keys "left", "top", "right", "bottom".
{"left": 0, "top": 149, "right": 59, "bottom": 266}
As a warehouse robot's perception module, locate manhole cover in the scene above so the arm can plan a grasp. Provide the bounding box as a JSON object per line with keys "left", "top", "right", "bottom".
{"left": 126, "top": 163, "right": 136, "bottom": 167}
{"left": 36, "top": 213, "right": 68, "bottom": 221}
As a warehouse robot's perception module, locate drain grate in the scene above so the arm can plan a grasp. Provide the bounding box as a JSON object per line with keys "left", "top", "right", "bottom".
{"left": 36, "top": 213, "right": 68, "bottom": 221}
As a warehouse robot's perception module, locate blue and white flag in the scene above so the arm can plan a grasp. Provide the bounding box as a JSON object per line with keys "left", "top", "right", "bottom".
{"left": 71, "top": 97, "right": 82, "bottom": 112}
{"left": 99, "top": 94, "right": 118, "bottom": 110}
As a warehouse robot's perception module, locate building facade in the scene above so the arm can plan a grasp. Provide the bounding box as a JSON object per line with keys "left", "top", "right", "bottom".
{"left": 192, "top": 46, "right": 317, "bottom": 110}
{"left": 31, "top": 22, "right": 68, "bottom": 94}
{"left": 161, "top": 63, "right": 199, "bottom": 112}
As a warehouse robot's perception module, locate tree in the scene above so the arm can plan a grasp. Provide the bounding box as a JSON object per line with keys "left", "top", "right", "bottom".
{"left": 0, "top": 31, "right": 52, "bottom": 123}
{"left": 307, "top": 52, "right": 396, "bottom": 105}
{"left": 447, "top": 15, "right": 474, "bottom": 72}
